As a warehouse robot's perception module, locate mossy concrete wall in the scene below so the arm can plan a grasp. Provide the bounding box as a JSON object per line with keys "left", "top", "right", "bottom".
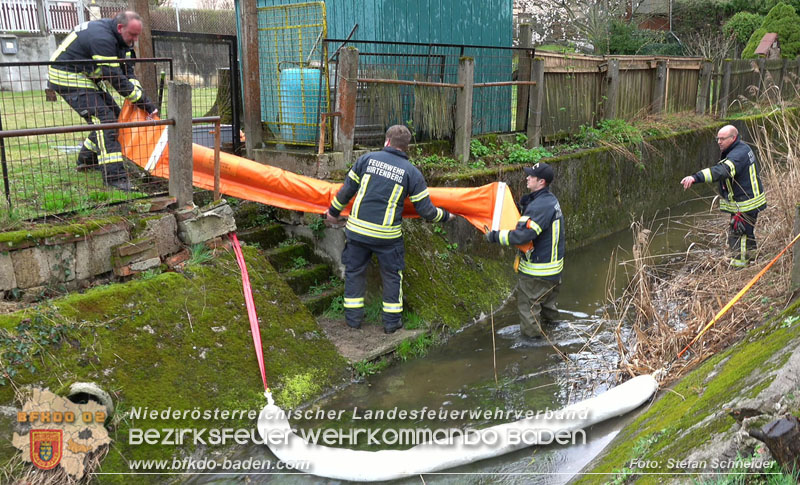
{"left": 0, "top": 248, "right": 349, "bottom": 483}
{"left": 577, "top": 300, "right": 800, "bottom": 483}
{"left": 429, "top": 126, "right": 725, "bottom": 249}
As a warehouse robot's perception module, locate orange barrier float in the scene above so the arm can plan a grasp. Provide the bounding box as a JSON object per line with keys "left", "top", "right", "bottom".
{"left": 118, "top": 101, "right": 523, "bottom": 236}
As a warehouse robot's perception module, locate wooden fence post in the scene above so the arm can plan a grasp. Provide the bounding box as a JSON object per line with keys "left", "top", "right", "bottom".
{"left": 335, "top": 47, "right": 358, "bottom": 163}
{"left": 132, "top": 0, "right": 157, "bottom": 103}
{"left": 652, "top": 60, "right": 667, "bottom": 114}
{"left": 168, "top": 81, "right": 194, "bottom": 208}
{"left": 696, "top": 60, "right": 713, "bottom": 114}
{"left": 454, "top": 57, "right": 474, "bottom": 163}
{"left": 241, "top": 0, "right": 263, "bottom": 157}
{"left": 527, "top": 58, "right": 544, "bottom": 148}
{"left": 780, "top": 58, "right": 788, "bottom": 94}
{"left": 603, "top": 59, "right": 619, "bottom": 120}
{"left": 757, "top": 57, "right": 767, "bottom": 95}
{"left": 515, "top": 24, "right": 533, "bottom": 131}
{"left": 34, "top": 0, "right": 48, "bottom": 34}
{"left": 720, "top": 59, "right": 732, "bottom": 119}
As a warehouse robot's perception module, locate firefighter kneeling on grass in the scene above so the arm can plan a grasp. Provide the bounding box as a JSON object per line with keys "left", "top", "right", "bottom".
{"left": 324, "top": 125, "right": 455, "bottom": 334}
{"left": 485, "top": 163, "right": 565, "bottom": 339}
{"left": 48, "top": 10, "right": 158, "bottom": 191}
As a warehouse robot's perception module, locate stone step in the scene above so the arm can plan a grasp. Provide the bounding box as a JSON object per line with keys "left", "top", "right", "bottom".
{"left": 237, "top": 224, "right": 286, "bottom": 248}
{"left": 302, "top": 286, "right": 344, "bottom": 315}
{"left": 265, "top": 243, "right": 314, "bottom": 272}
{"left": 283, "top": 264, "right": 331, "bottom": 295}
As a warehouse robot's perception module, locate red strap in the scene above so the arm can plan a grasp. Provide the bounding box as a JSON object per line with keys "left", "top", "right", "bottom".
{"left": 229, "top": 233, "right": 268, "bottom": 390}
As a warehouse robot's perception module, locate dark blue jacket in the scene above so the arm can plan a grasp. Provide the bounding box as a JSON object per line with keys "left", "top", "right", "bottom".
{"left": 328, "top": 147, "right": 449, "bottom": 245}
{"left": 497, "top": 187, "right": 565, "bottom": 281}
{"left": 49, "top": 18, "right": 155, "bottom": 113}
{"left": 692, "top": 138, "right": 766, "bottom": 213}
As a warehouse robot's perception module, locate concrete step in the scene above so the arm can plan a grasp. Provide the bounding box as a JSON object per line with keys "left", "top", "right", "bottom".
{"left": 283, "top": 264, "right": 331, "bottom": 295}
{"left": 265, "top": 243, "right": 314, "bottom": 272}
{"left": 302, "top": 286, "right": 344, "bottom": 316}
{"left": 237, "top": 224, "right": 286, "bottom": 248}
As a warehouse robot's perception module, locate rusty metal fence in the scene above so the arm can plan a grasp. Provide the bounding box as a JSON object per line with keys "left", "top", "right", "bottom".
{"left": 325, "top": 39, "right": 532, "bottom": 145}
{"left": 0, "top": 58, "right": 173, "bottom": 221}
{"left": 152, "top": 30, "right": 242, "bottom": 155}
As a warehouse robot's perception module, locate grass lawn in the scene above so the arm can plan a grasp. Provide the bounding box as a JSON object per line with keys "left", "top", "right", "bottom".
{"left": 0, "top": 85, "right": 216, "bottom": 221}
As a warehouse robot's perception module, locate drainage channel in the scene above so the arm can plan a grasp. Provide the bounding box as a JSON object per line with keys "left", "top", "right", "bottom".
{"left": 188, "top": 201, "right": 707, "bottom": 484}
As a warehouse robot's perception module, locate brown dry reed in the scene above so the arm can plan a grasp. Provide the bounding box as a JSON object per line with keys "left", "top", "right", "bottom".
{"left": 607, "top": 84, "right": 800, "bottom": 387}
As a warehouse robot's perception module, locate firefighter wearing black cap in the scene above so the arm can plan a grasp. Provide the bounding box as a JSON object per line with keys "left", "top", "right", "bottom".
{"left": 48, "top": 11, "right": 158, "bottom": 191}
{"left": 324, "top": 125, "right": 454, "bottom": 334}
{"left": 681, "top": 124, "right": 766, "bottom": 267}
{"left": 485, "top": 162, "right": 565, "bottom": 339}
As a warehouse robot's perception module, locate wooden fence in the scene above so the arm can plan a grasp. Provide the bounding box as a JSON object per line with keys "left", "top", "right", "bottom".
{"left": 715, "top": 57, "right": 800, "bottom": 117}
{"left": 537, "top": 51, "right": 706, "bottom": 138}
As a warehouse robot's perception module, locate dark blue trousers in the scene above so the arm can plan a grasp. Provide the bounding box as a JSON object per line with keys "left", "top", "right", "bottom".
{"left": 341, "top": 239, "right": 404, "bottom": 331}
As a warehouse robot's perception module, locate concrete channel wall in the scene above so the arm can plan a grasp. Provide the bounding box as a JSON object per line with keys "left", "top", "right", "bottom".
{"left": 430, "top": 121, "right": 738, "bottom": 249}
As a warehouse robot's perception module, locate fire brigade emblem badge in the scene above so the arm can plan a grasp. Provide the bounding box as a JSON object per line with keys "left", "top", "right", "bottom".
{"left": 30, "top": 429, "right": 63, "bottom": 470}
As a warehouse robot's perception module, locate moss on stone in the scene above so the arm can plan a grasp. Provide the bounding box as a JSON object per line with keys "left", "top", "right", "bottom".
{"left": 0, "top": 247, "right": 348, "bottom": 483}
{"left": 0, "top": 217, "right": 125, "bottom": 250}
{"left": 577, "top": 303, "right": 800, "bottom": 484}
{"left": 401, "top": 221, "right": 514, "bottom": 330}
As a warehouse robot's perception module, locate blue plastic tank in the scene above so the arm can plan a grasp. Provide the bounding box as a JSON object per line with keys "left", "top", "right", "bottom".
{"left": 279, "top": 68, "right": 321, "bottom": 143}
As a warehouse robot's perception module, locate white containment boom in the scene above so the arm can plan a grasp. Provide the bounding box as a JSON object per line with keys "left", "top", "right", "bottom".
{"left": 257, "top": 374, "right": 658, "bottom": 482}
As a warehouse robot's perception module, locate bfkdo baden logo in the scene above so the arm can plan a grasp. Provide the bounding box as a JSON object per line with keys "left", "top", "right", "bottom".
{"left": 30, "top": 429, "right": 63, "bottom": 470}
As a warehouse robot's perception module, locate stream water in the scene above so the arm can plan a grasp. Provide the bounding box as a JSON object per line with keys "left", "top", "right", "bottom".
{"left": 190, "top": 200, "right": 710, "bottom": 485}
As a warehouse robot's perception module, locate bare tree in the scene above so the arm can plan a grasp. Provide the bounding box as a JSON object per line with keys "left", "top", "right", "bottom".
{"left": 515, "top": 0, "right": 644, "bottom": 49}
{"left": 195, "top": 0, "right": 234, "bottom": 9}
{"left": 682, "top": 31, "right": 736, "bottom": 64}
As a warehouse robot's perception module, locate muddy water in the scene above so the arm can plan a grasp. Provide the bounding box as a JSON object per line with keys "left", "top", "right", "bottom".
{"left": 191, "top": 200, "right": 709, "bottom": 484}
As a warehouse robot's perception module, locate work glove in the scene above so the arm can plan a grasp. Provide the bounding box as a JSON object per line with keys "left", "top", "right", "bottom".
{"left": 484, "top": 230, "right": 498, "bottom": 243}
{"left": 730, "top": 212, "right": 746, "bottom": 235}
{"left": 136, "top": 99, "right": 158, "bottom": 116}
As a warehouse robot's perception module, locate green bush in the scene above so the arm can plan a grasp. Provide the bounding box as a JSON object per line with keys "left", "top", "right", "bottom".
{"left": 723, "top": 12, "right": 765, "bottom": 44}
{"left": 673, "top": 0, "right": 730, "bottom": 38}
{"left": 742, "top": 2, "right": 800, "bottom": 58}
{"left": 607, "top": 20, "right": 678, "bottom": 55}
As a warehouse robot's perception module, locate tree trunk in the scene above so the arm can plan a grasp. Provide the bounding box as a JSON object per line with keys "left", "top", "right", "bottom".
{"left": 749, "top": 415, "right": 800, "bottom": 473}
{"left": 203, "top": 68, "right": 234, "bottom": 125}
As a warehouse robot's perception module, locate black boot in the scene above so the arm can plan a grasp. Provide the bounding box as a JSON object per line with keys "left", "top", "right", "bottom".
{"left": 101, "top": 163, "right": 132, "bottom": 192}
{"left": 77, "top": 146, "right": 99, "bottom": 172}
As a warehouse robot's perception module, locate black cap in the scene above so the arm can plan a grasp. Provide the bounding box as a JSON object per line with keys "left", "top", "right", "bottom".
{"left": 523, "top": 162, "right": 554, "bottom": 184}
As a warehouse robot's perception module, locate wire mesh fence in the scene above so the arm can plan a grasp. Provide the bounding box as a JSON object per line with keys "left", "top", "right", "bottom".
{"left": 0, "top": 58, "right": 172, "bottom": 221}
{"left": 257, "top": 1, "right": 331, "bottom": 147}
{"left": 152, "top": 30, "right": 241, "bottom": 154}
{"left": 325, "top": 39, "right": 529, "bottom": 146}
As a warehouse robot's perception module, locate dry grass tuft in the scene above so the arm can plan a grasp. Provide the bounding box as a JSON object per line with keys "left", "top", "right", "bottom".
{"left": 608, "top": 101, "right": 800, "bottom": 386}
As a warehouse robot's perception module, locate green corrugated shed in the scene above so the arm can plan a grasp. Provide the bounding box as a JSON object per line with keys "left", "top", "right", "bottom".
{"left": 255, "top": 0, "right": 510, "bottom": 46}
{"left": 237, "top": 0, "right": 513, "bottom": 139}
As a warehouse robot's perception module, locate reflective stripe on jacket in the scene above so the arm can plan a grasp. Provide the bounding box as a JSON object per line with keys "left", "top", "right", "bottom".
{"left": 328, "top": 147, "right": 449, "bottom": 245}
{"left": 693, "top": 138, "right": 766, "bottom": 214}
{"left": 49, "top": 19, "right": 151, "bottom": 109}
{"left": 496, "top": 187, "right": 565, "bottom": 281}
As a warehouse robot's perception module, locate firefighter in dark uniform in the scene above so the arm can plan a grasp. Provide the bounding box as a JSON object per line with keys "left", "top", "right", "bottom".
{"left": 485, "top": 163, "right": 565, "bottom": 339}
{"left": 681, "top": 124, "right": 766, "bottom": 267}
{"left": 324, "top": 125, "right": 454, "bottom": 334}
{"left": 48, "top": 11, "right": 158, "bottom": 191}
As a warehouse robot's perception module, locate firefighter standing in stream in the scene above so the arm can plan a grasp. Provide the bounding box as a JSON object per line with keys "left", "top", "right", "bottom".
{"left": 681, "top": 124, "right": 766, "bottom": 267}
{"left": 485, "top": 163, "right": 565, "bottom": 339}
{"left": 48, "top": 11, "right": 158, "bottom": 191}
{"left": 324, "top": 125, "right": 455, "bottom": 334}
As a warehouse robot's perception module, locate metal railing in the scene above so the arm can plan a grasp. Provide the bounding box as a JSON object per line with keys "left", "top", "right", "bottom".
{"left": 324, "top": 38, "right": 534, "bottom": 144}
{"left": 0, "top": 57, "right": 175, "bottom": 220}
